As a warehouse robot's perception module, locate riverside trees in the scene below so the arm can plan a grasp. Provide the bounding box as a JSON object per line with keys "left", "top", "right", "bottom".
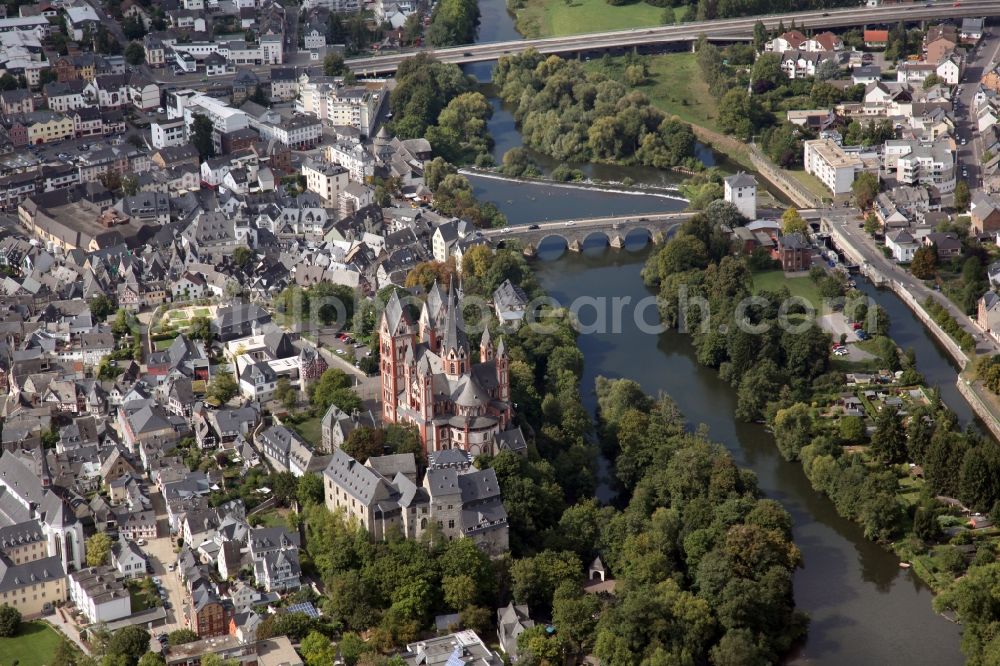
{"left": 493, "top": 50, "right": 699, "bottom": 169}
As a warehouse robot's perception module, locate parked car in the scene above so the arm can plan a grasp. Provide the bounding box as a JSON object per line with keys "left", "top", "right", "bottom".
{"left": 856, "top": 330, "right": 870, "bottom": 340}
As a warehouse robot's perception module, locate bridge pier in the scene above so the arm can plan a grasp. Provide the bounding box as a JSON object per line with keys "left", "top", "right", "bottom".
{"left": 523, "top": 244, "right": 537, "bottom": 258}
{"left": 568, "top": 239, "right": 583, "bottom": 253}
{"left": 610, "top": 235, "right": 625, "bottom": 249}
{"left": 652, "top": 231, "right": 666, "bottom": 245}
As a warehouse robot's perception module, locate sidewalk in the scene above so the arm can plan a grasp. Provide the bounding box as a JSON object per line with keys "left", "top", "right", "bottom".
{"left": 48, "top": 609, "right": 91, "bottom": 656}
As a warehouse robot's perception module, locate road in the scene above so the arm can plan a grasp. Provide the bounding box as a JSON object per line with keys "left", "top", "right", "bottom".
{"left": 956, "top": 28, "right": 1000, "bottom": 189}
{"left": 345, "top": 0, "right": 1000, "bottom": 73}
{"left": 144, "top": 491, "right": 190, "bottom": 643}
{"left": 825, "top": 209, "right": 1000, "bottom": 357}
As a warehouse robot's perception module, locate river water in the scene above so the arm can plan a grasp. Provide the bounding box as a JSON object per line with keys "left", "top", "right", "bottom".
{"left": 464, "top": 2, "right": 965, "bottom": 663}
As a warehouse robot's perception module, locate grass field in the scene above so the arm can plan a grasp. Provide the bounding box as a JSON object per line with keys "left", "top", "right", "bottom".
{"left": 514, "top": 0, "right": 668, "bottom": 38}
{"left": 752, "top": 270, "right": 825, "bottom": 311}
{"left": 786, "top": 168, "right": 833, "bottom": 201}
{"left": 0, "top": 622, "right": 64, "bottom": 666}
{"left": 154, "top": 337, "right": 177, "bottom": 351}
{"left": 290, "top": 416, "right": 323, "bottom": 447}
{"left": 587, "top": 53, "right": 721, "bottom": 132}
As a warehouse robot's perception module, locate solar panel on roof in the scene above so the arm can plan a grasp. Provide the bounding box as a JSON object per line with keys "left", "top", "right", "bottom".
{"left": 287, "top": 602, "right": 319, "bottom": 618}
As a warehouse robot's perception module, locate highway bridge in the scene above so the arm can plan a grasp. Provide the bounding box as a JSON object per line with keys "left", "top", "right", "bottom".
{"left": 347, "top": 0, "right": 1000, "bottom": 74}
{"left": 483, "top": 213, "right": 690, "bottom": 253}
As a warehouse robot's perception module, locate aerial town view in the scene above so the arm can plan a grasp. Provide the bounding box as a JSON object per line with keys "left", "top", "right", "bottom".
{"left": 3, "top": 0, "right": 1000, "bottom": 663}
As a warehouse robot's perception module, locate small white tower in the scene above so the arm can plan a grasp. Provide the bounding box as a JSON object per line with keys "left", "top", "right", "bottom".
{"left": 724, "top": 171, "right": 758, "bottom": 221}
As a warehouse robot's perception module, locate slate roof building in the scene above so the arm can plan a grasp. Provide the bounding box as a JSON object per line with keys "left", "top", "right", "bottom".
{"left": 379, "top": 282, "right": 515, "bottom": 455}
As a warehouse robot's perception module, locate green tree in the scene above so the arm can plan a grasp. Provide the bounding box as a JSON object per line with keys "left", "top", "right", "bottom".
{"left": 274, "top": 377, "right": 298, "bottom": 410}
{"left": 839, "top": 415, "right": 865, "bottom": 443}
{"left": 167, "top": 629, "right": 200, "bottom": 646}
{"left": 781, "top": 208, "right": 808, "bottom": 235}
{"left": 773, "top": 403, "right": 813, "bottom": 461}
{"left": 510, "top": 550, "right": 581, "bottom": 613}
{"left": 955, "top": 180, "right": 971, "bottom": 211}
{"left": 852, "top": 171, "right": 879, "bottom": 210}
{"left": 125, "top": 41, "right": 145, "bottom": 65}
{"left": 910, "top": 245, "right": 938, "bottom": 279}
{"left": 298, "top": 473, "right": 324, "bottom": 506}
{"left": 233, "top": 246, "right": 255, "bottom": 270}
{"left": 871, "top": 407, "right": 907, "bottom": 464}
{"left": 188, "top": 315, "right": 213, "bottom": 341}
{"left": 89, "top": 294, "right": 116, "bottom": 321}
{"left": 107, "top": 626, "right": 151, "bottom": 666}
{"left": 191, "top": 113, "right": 215, "bottom": 160}
{"left": 0, "top": 605, "right": 19, "bottom": 637}
{"left": 207, "top": 371, "right": 239, "bottom": 405}
{"left": 86, "top": 531, "right": 113, "bottom": 567}
{"left": 299, "top": 631, "right": 334, "bottom": 666}
{"left": 309, "top": 368, "right": 361, "bottom": 414}
{"left": 324, "top": 52, "right": 346, "bottom": 76}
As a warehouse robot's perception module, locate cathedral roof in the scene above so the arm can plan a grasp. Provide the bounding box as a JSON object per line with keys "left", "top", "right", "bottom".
{"left": 454, "top": 376, "right": 490, "bottom": 408}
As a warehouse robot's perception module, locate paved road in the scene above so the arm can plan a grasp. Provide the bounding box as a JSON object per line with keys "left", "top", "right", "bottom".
{"left": 957, "top": 30, "right": 1000, "bottom": 190}
{"left": 345, "top": 0, "right": 1000, "bottom": 73}
{"left": 145, "top": 491, "right": 189, "bottom": 640}
{"left": 826, "top": 209, "right": 1000, "bottom": 357}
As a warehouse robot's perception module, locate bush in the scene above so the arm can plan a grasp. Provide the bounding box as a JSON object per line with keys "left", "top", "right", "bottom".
{"left": 0, "top": 604, "right": 19, "bottom": 637}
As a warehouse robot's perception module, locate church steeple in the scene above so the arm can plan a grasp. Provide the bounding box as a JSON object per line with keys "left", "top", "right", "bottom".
{"left": 480, "top": 327, "right": 494, "bottom": 362}
{"left": 442, "top": 280, "right": 468, "bottom": 379}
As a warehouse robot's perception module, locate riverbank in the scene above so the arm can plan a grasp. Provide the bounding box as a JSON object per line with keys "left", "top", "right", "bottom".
{"left": 528, "top": 246, "right": 963, "bottom": 665}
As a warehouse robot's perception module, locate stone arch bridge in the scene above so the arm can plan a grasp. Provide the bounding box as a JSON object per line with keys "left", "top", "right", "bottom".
{"left": 481, "top": 212, "right": 693, "bottom": 255}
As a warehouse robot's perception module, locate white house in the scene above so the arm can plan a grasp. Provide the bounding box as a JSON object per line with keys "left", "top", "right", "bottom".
{"left": 68, "top": 566, "right": 132, "bottom": 624}
{"left": 111, "top": 538, "right": 147, "bottom": 580}
{"left": 723, "top": 172, "right": 757, "bottom": 220}
{"left": 885, "top": 229, "right": 919, "bottom": 262}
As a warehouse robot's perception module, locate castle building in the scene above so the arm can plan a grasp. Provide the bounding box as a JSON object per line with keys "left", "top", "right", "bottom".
{"left": 379, "top": 283, "right": 514, "bottom": 454}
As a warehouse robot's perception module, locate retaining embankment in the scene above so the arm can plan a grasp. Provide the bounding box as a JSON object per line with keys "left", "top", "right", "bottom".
{"left": 957, "top": 378, "right": 1000, "bottom": 442}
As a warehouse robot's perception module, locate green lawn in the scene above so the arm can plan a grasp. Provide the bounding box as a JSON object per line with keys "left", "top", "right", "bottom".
{"left": 0, "top": 622, "right": 64, "bottom": 666}
{"left": 193, "top": 308, "right": 211, "bottom": 317}
{"left": 290, "top": 416, "right": 323, "bottom": 447}
{"left": 586, "top": 53, "right": 721, "bottom": 132}
{"left": 154, "top": 337, "right": 177, "bottom": 351}
{"left": 254, "top": 509, "right": 292, "bottom": 529}
{"left": 786, "top": 168, "right": 833, "bottom": 202}
{"left": 515, "top": 0, "right": 666, "bottom": 38}
{"left": 752, "top": 270, "right": 825, "bottom": 311}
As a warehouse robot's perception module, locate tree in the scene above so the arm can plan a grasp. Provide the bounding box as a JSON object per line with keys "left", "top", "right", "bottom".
{"left": 871, "top": 406, "right": 907, "bottom": 464}
{"left": 510, "top": 550, "right": 581, "bottom": 613}
{"left": 191, "top": 113, "right": 215, "bottom": 160}
{"left": 298, "top": 473, "right": 323, "bottom": 506}
{"left": 86, "top": 532, "right": 112, "bottom": 567}
{"left": 752, "top": 20, "right": 767, "bottom": 52}
{"left": 773, "top": 403, "right": 813, "bottom": 461}
{"left": 233, "top": 246, "right": 255, "bottom": 270}
{"left": 207, "top": 371, "right": 239, "bottom": 405}
{"left": 309, "top": 368, "right": 361, "bottom": 414}
{"left": 839, "top": 415, "right": 865, "bottom": 443}
{"left": 299, "top": 631, "right": 335, "bottom": 666}
{"left": 122, "top": 174, "right": 139, "bottom": 196}
{"left": 125, "top": 41, "right": 145, "bottom": 65}
{"left": 274, "top": 377, "right": 297, "bottom": 410}
{"left": 815, "top": 57, "right": 841, "bottom": 81}
{"left": 781, "top": 208, "right": 808, "bottom": 236}
{"left": 89, "top": 294, "right": 116, "bottom": 321}
{"left": 168, "top": 629, "right": 199, "bottom": 646}
{"left": 910, "top": 245, "right": 938, "bottom": 279}
{"left": 0, "top": 605, "right": 19, "bottom": 637}
{"left": 955, "top": 180, "right": 971, "bottom": 211}
{"left": 188, "top": 315, "right": 213, "bottom": 341}
{"left": 852, "top": 172, "right": 879, "bottom": 210}
{"left": 324, "top": 52, "right": 347, "bottom": 76}
{"left": 107, "top": 626, "right": 151, "bottom": 666}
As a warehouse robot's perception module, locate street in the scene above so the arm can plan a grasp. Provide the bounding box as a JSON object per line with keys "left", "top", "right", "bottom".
{"left": 955, "top": 27, "right": 1000, "bottom": 190}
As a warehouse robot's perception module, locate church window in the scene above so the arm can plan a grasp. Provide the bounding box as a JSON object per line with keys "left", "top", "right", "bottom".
{"left": 448, "top": 520, "right": 455, "bottom": 529}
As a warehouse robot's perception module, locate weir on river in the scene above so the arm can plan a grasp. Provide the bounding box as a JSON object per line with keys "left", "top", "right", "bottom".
{"left": 455, "top": 5, "right": 967, "bottom": 660}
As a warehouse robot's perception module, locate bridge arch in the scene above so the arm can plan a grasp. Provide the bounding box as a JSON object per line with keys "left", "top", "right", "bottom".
{"left": 582, "top": 230, "right": 611, "bottom": 248}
